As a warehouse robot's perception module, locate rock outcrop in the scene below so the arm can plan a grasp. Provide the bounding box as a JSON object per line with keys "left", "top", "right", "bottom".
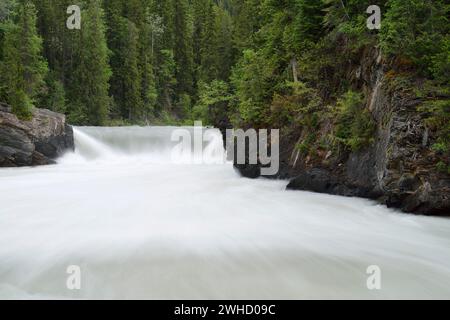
{"left": 0, "top": 103, "right": 74, "bottom": 167}
{"left": 232, "top": 49, "right": 450, "bottom": 216}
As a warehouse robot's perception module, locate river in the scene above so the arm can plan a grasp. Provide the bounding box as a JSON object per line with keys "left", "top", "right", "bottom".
{"left": 0, "top": 126, "right": 449, "bottom": 299}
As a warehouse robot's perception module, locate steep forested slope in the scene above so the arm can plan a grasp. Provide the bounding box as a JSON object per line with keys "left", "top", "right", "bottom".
{"left": 225, "top": 1, "right": 449, "bottom": 214}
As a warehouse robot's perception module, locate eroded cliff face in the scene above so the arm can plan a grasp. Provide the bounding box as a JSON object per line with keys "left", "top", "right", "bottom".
{"left": 235, "top": 48, "right": 450, "bottom": 216}
{"left": 0, "top": 103, "right": 74, "bottom": 167}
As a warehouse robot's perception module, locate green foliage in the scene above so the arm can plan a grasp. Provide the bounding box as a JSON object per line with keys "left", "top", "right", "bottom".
{"left": 192, "top": 80, "right": 232, "bottom": 124}
{"left": 231, "top": 49, "right": 274, "bottom": 125}
{"left": 0, "top": 0, "right": 17, "bottom": 61}
{"left": 334, "top": 91, "right": 376, "bottom": 151}
{"left": 173, "top": 0, "right": 194, "bottom": 101}
{"left": 139, "top": 10, "right": 158, "bottom": 120}
{"left": 10, "top": 90, "right": 33, "bottom": 120}
{"left": 429, "top": 37, "right": 450, "bottom": 85}
{"left": 432, "top": 143, "right": 448, "bottom": 154}
{"left": 105, "top": 5, "right": 142, "bottom": 122}
{"left": 296, "top": 133, "right": 317, "bottom": 156}
{"left": 0, "top": 2, "right": 47, "bottom": 120}
{"left": 436, "top": 160, "right": 450, "bottom": 175}
{"left": 418, "top": 90, "right": 450, "bottom": 170}
{"left": 381, "top": 0, "right": 449, "bottom": 78}
{"left": 71, "top": 0, "right": 111, "bottom": 126}
{"left": 0, "top": 0, "right": 16, "bottom": 21}
{"left": 66, "top": 101, "right": 88, "bottom": 125}
{"left": 155, "top": 48, "right": 176, "bottom": 114}
{"left": 177, "top": 93, "right": 192, "bottom": 118}
{"left": 270, "top": 81, "right": 321, "bottom": 128}
{"left": 231, "top": 0, "right": 261, "bottom": 52}
{"left": 44, "top": 72, "right": 66, "bottom": 114}
{"left": 121, "top": 19, "right": 142, "bottom": 121}
{"left": 194, "top": 2, "right": 233, "bottom": 83}
{"left": 290, "top": 0, "right": 326, "bottom": 52}
{"left": 0, "top": 0, "right": 238, "bottom": 125}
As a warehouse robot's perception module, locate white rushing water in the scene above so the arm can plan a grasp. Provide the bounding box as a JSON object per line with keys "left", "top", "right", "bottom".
{"left": 0, "top": 126, "right": 450, "bottom": 299}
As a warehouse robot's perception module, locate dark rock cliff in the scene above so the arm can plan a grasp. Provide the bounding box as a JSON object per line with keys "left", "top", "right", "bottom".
{"left": 0, "top": 103, "right": 74, "bottom": 167}
{"left": 233, "top": 49, "right": 450, "bottom": 216}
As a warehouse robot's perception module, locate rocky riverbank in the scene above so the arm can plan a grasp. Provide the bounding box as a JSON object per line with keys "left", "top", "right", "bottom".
{"left": 0, "top": 103, "right": 74, "bottom": 167}
{"left": 232, "top": 49, "right": 450, "bottom": 216}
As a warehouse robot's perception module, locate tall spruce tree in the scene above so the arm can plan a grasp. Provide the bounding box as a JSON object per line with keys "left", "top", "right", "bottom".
{"left": 0, "top": 1, "right": 47, "bottom": 119}
{"left": 71, "top": 0, "right": 111, "bottom": 125}
{"left": 173, "top": 0, "right": 194, "bottom": 113}
{"left": 121, "top": 19, "right": 142, "bottom": 121}
{"left": 139, "top": 9, "right": 158, "bottom": 120}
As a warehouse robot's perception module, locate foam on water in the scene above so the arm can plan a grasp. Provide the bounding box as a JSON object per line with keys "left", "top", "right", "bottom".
{"left": 0, "top": 126, "right": 450, "bottom": 299}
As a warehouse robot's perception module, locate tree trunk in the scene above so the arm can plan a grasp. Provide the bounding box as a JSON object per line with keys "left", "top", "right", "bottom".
{"left": 291, "top": 58, "right": 299, "bottom": 83}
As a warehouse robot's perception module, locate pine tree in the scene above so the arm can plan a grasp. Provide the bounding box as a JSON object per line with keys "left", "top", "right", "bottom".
{"left": 139, "top": 9, "right": 158, "bottom": 120}
{"left": 194, "top": 1, "right": 233, "bottom": 83}
{"left": 32, "top": 0, "right": 83, "bottom": 117}
{"left": 0, "top": 0, "right": 17, "bottom": 100}
{"left": 197, "top": 0, "right": 218, "bottom": 83}
{"left": 173, "top": 0, "right": 194, "bottom": 111}
{"left": 214, "top": 5, "right": 233, "bottom": 81}
{"left": 231, "top": 0, "right": 260, "bottom": 52}
{"left": 121, "top": 19, "right": 142, "bottom": 121}
{"left": 71, "top": 0, "right": 111, "bottom": 125}
{"left": 381, "top": 0, "right": 449, "bottom": 78}
{"left": 157, "top": 0, "right": 174, "bottom": 51}
{"left": 156, "top": 49, "right": 176, "bottom": 113}
{"left": 0, "top": 1, "right": 47, "bottom": 119}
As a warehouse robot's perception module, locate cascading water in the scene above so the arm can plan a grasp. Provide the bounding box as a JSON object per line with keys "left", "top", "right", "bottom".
{"left": 1, "top": 126, "right": 450, "bottom": 299}
{"left": 69, "top": 126, "right": 226, "bottom": 163}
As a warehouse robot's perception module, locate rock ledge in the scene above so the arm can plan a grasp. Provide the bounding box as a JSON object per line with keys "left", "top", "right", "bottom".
{"left": 0, "top": 103, "right": 74, "bottom": 167}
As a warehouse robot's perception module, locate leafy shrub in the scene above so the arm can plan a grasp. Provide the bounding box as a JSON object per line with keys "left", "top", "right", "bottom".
{"left": 381, "top": 0, "right": 449, "bottom": 79}
{"left": 419, "top": 92, "right": 450, "bottom": 171}
{"left": 334, "top": 91, "right": 376, "bottom": 151}
{"left": 11, "top": 90, "right": 33, "bottom": 120}
{"left": 192, "top": 80, "right": 232, "bottom": 125}
{"left": 231, "top": 49, "right": 275, "bottom": 126}
{"left": 270, "top": 81, "right": 321, "bottom": 127}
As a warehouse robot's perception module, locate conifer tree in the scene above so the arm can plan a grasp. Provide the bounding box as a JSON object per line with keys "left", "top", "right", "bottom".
{"left": 71, "top": 0, "right": 111, "bottom": 125}
{"left": 121, "top": 19, "right": 142, "bottom": 121}
{"left": 139, "top": 10, "right": 158, "bottom": 120}
{"left": 173, "top": 0, "right": 194, "bottom": 109}
{"left": 0, "top": 1, "right": 47, "bottom": 119}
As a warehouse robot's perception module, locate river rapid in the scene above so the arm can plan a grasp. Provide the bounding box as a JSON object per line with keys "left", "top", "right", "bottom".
{"left": 0, "top": 126, "right": 449, "bottom": 299}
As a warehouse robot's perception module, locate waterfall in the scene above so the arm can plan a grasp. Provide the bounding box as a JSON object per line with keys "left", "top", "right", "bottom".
{"left": 71, "top": 126, "right": 226, "bottom": 164}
